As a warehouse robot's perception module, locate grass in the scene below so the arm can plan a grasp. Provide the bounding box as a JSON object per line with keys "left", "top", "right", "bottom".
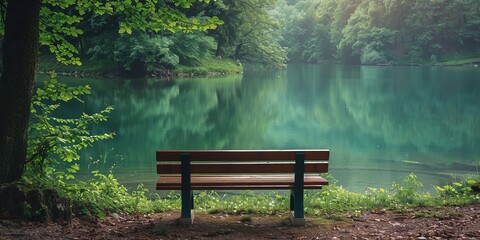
{"left": 55, "top": 172, "right": 480, "bottom": 219}
{"left": 146, "top": 174, "right": 479, "bottom": 217}
{"left": 175, "top": 58, "right": 243, "bottom": 75}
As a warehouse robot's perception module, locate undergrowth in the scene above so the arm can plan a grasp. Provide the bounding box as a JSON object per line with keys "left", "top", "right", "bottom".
{"left": 62, "top": 172, "right": 480, "bottom": 218}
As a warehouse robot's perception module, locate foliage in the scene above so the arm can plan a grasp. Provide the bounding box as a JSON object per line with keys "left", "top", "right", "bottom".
{"left": 208, "top": 0, "right": 288, "bottom": 68}
{"left": 63, "top": 171, "right": 154, "bottom": 216}
{"left": 71, "top": 10, "right": 219, "bottom": 74}
{"left": 435, "top": 171, "right": 480, "bottom": 200}
{"left": 170, "top": 33, "right": 217, "bottom": 66}
{"left": 275, "top": 0, "right": 480, "bottom": 64}
{"left": 23, "top": 73, "right": 159, "bottom": 216}
{"left": 23, "top": 158, "right": 480, "bottom": 218}
{"left": 23, "top": 72, "right": 160, "bottom": 217}
{"left": 390, "top": 173, "right": 429, "bottom": 206}
{"left": 185, "top": 174, "right": 480, "bottom": 216}
{"left": 25, "top": 72, "right": 113, "bottom": 185}
{"left": 0, "top": 0, "right": 223, "bottom": 66}
{"left": 113, "top": 33, "right": 179, "bottom": 72}
{"left": 360, "top": 46, "right": 387, "bottom": 65}
{"left": 111, "top": 173, "right": 478, "bottom": 218}
{"left": 8, "top": 0, "right": 289, "bottom": 71}
{"left": 88, "top": 30, "right": 217, "bottom": 74}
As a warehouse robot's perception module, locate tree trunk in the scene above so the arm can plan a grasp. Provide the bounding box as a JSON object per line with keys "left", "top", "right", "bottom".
{"left": 215, "top": 40, "right": 224, "bottom": 58}
{"left": 234, "top": 43, "right": 242, "bottom": 60}
{"left": 0, "top": 0, "right": 41, "bottom": 183}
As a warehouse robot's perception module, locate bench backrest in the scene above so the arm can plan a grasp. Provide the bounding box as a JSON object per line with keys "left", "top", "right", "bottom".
{"left": 156, "top": 150, "right": 330, "bottom": 174}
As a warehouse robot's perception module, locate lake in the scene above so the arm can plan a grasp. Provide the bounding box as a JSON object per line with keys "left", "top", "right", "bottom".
{"left": 56, "top": 64, "right": 480, "bottom": 193}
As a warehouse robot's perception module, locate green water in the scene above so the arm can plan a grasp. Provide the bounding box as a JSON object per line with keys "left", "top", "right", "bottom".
{"left": 58, "top": 64, "right": 480, "bottom": 192}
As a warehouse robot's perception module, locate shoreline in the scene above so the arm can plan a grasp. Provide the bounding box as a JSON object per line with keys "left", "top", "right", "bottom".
{"left": 37, "top": 69, "right": 243, "bottom": 79}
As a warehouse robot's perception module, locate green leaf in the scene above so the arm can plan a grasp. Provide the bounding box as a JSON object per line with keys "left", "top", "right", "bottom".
{"left": 453, "top": 182, "right": 463, "bottom": 187}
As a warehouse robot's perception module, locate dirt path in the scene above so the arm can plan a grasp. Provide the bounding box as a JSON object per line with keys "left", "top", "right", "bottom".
{"left": 1, "top": 204, "right": 480, "bottom": 239}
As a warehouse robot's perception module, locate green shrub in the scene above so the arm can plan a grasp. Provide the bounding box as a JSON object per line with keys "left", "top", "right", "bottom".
{"left": 390, "top": 173, "right": 431, "bottom": 206}
{"left": 64, "top": 171, "right": 152, "bottom": 216}
{"left": 113, "top": 34, "right": 179, "bottom": 72}
{"left": 361, "top": 45, "right": 388, "bottom": 65}
{"left": 25, "top": 72, "right": 113, "bottom": 186}
{"left": 170, "top": 33, "right": 216, "bottom": 66}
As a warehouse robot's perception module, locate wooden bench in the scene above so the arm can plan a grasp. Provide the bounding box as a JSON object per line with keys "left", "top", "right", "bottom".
{"left": 156, "top": 149, "right": 329, "bottom": 225}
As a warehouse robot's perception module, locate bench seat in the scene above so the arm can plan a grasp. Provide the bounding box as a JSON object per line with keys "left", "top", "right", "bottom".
{"left": 157, "top": 174, "right": 328, "bottom": 190}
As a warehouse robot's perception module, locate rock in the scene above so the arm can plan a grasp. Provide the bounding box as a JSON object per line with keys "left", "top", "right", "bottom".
{"left": 111, "top": 213, "right": 120, "bottom": 221}
{"left": 45, "top": 189, "right": 72, "bottom": 222}
{"left": 0, "top": 184, "right": 72, "bottom": 222}
{"left": 26, "top": 188, "right": 49, "bottom": 222}
{"left": 0, "top": 184, "right": 27, "bottom": 219}
{"left": 416, "top": 237, "right": 427, "bottom": 240}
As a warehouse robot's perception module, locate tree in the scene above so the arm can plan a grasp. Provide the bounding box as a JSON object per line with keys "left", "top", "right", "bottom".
{"left": 0, "top": 0, "right": 41, "bottom": 183}
{"left": 338, "top": 0, "right": 396, "bottom": 64}
{"left": 275, "top": 0, "right": 318, "bottom": 63}
{"left": 0, "top": 0, "right": 221, "bottom": 184}
{"left": 210, "top": 0, "right": 287, "bottom": 67}
{"left": 276, "top": 0, "right": 336, "bottom": 63}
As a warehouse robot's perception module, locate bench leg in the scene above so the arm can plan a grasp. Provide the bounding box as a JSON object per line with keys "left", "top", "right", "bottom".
{"left": 289, "top": 189, "right": 305, "bottom": 226}
{"left": 290, "top": 152, "right": 305, "bottom": 226}
{"left": 180, "top": 189, "right": 194, "bottom": 225}
{"left": 180, "top": 153, "right": 194, "bottom": 225}
{"left": 290, "top": 191, "right": 294, "bottom": 211}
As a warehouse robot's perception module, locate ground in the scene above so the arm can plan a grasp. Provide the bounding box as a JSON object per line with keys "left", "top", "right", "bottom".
{"left": 1, "top": 204, "right": 480, "bottom": 239}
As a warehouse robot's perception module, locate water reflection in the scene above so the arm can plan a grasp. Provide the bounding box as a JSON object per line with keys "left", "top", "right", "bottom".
{"left": 58, "top": 64, "right": 480, "bottom": 192}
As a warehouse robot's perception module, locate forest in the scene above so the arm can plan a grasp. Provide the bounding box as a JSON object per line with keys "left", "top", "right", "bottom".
{"left": 30, "top": 0, "right": 480, "bottom": 77}
{"left": 275, "top": 0, "right": 480, "bottom": 65}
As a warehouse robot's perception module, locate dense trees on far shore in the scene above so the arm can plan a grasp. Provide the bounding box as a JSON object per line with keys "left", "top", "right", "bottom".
{"left": 28, "top": 0, "right": 480, "bottom": 73}
{"left": 39, "top": 0, "right": 288, "bottom": 76}
{"left": 274, "top": 0, "right": 480, "bottom": 65}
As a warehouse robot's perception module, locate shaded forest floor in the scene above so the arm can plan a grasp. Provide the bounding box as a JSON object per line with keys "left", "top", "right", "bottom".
{"left": 1, "top": 203, "right": 480, "bottom": 239}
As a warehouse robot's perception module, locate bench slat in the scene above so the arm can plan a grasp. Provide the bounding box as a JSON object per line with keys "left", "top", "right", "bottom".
{"left": 156, "top": 150, "right": 329, "bottom": 162}
{"left": 156, "top": 175, "right": 328, "bottom": 190}
{"left": 157, "top": 163, "right": 328, "bottom": 174}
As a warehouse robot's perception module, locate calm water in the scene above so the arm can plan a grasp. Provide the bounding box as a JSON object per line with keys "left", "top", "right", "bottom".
{"left": 57, "top": 64, "right": 480, "bottom": 192}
